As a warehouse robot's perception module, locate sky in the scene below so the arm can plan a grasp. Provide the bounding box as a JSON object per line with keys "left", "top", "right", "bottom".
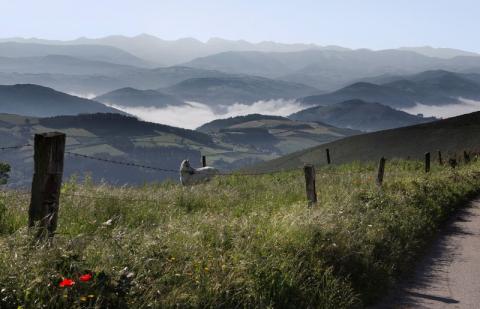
{"left": 0, "top": 0, "right": 479, "bottom": 51}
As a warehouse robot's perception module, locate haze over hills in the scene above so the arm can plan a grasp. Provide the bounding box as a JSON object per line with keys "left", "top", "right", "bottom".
{"left": 0, "top": 84, "right": 123, "bottom": 117}
{"left": 289, "top": 99, "right": 437, "bottom": 132}
{"left": 162, "top": 76, "right": 320, "bottom": 107}
{"left": 252, "top": 111, "right": 480, "bottom": 173}
{"left": 3, "top": 35, "right": 479, "bottom": 65}
{"left": 0, "top": 65, "right": 231, "bottom": 96}
{"left": 95, "top": 87, "right": 186, "bottom": 108}
{"left": 183, "top": 49, "right": 480, "bottom": 90}
{"left": 299, "top": 70, "right": 480, "bottom": 108}
{"left": 0, "top": 42, "right": 150, "bottom": 67}
{"left": 0, "top": 55, "right": 142, "bottom": 75}
{"left": 0, "top": 35, "right": 351, "bottom": 66}
{"left": 399, "top": 46, "right": 480, "bottom": 59}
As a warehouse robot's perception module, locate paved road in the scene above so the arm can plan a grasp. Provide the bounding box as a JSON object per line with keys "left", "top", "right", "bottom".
{"left": 375, "top": 199, "right": 480, "bottom": 308}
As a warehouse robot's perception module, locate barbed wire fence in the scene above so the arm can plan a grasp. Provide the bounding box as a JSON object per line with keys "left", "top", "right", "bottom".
{"left": 0, "top": 132, "right": 475, "bottom": 240}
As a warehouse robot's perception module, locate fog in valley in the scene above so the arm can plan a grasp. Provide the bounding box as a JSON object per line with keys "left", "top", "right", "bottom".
{"left": 106, "top": 99, "right": 306, "bottom": 129}
{"left": 402, "top": 98, "right": 480, "bottom": 119}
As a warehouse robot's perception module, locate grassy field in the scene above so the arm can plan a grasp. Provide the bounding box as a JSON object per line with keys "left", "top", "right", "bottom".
{"left": 1, "top": 160, "right": 480, "bottom": 308}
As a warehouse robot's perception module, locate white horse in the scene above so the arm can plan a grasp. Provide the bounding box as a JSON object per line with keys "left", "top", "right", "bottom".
{"left": 179, "top": 160, "right": 219, "bottom": 185}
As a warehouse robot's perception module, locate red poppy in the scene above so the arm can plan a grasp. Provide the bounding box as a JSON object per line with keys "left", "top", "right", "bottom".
{"left": 79, "top": 273, "right": 92, "bottom": 282}
{"left": 59, "top": 278, "right": 75, "bottom": 287}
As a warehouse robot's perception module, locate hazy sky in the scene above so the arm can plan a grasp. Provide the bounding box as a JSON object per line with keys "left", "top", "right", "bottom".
{"left": 1, "top": 0, "right": 478, "bottom": 51}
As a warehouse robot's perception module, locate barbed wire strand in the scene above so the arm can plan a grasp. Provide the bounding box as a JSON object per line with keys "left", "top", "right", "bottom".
{"left": 65, "top": 151, "right": 301, "bottom": 176}
{"left": 0, "top": 144, "right": 32, "bottom": 150}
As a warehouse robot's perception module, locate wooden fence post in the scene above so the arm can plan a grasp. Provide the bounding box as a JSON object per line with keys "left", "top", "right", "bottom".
{"left": 438, "top": 150, "right": 443, "bottom": 165}
{"left": 326, "top": 148, "right": 331, "bottom": 165}
{"left": 464, "top": 151, "right": 471, "bottom": 164}
{"left": 425, "top": 152, "right": 431, "bottom": 173}
{"left": 202, "top": 155, "right": 207, "bottom": 167}
{"left": 377, "top": 157, "right": 386, "bottom": 186}
{"left": 28, "top": 132, "right": 66, "bottom": 239}
{"left": 304, "top": 164, "right": 317, "bottom": 206}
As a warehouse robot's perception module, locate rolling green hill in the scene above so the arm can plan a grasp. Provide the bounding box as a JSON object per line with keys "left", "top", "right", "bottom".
{"left": 252, "top": 111, "right": 480, "bottom": 172}
{"left": 197, "top": 114, "right": 359, "bottom": 159}
{"left": 0, "top": 112, "right": 355, "bottom": 187}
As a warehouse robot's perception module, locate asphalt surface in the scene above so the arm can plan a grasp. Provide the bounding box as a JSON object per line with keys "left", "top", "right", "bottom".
{"left": 375, "top": 198, "right": 480, "bottom": 308}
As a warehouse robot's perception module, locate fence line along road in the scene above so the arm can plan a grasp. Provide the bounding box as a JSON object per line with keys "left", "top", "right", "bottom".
{"left": 0, "top": 132, "right": 474, "bottom": 242}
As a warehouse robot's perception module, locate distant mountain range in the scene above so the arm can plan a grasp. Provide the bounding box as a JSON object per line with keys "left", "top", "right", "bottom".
{"left": 0, "top": 35, "right": 350, "bottom": 66}
{"left": 162, "top": 76, "right": 319, "bottom": 107}
{"left": 289, "top": 99, "right": 436, "bottom": 132}
{"left": 2, "top": 37, "right": 480, "bottom": 97}
{"left": 0, "top": 65, "right": 229, "bottom": 96}
{"left": 299, "top": 70, "right": 480, "bottom": 108}
{"left": 3, "top": 35, "right": 479, "bottom": 66}
{"left": 398, "top": 46, "right": 480, "bottom": 59}
{"left": 183, "top": 49, "right": 480, "bottom": 91}
{"left": 0, "top": 42, "right": 150, "bottom": 67}
{"left": 0, "top": 84, "right": 122, "bottom": 117}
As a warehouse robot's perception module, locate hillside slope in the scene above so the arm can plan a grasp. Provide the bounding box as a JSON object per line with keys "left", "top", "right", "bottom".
{"left": 289, "top": 99, "right": 436, "bottom": 131}
{"left": 164, "top": 76, "right": 319, "bottom": 106}
{"left": 95, "top": 87, "right": 185, "bottom": 108}
{"left": 0, "top": 84, "right": 122, "bottom": 117}
{"left": 0, "top": 112, "right": 356, "bottom": 186}
{"left": 252, "top": 111, "right": 480, "bottom": 172}
{"left": 197, "top": 113, "right": 359, "bottom": 156}
{"left": 0, "top": 42, "right": 150, "bottom": 67}
{"left": 300, "top": 70, "right": 480, "bottom": 108}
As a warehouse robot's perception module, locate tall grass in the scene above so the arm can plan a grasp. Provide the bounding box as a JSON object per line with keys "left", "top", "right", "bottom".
{"left": 1, "top": 160, "right": 480, "bottom": 308}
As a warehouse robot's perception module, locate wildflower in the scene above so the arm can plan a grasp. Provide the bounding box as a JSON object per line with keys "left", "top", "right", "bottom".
{"left": 79, "top": 273, "right": 92, "bottom": 282}
{"left": 59, "top": 278, "right": 75, "bottom": 287}
{"left": 88, "top": 294, "right": 95, "bottom": 298}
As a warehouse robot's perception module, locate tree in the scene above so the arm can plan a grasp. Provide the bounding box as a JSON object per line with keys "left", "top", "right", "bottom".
{"left": 0, "top": 162, "right": 10, "bottom": 185}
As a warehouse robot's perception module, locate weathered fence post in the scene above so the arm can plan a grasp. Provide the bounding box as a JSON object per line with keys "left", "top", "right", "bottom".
{"left": 202, "top": 155, "right": 207, "bottom": 167}
{"left": 326, "top": 148, "right": 331, "bottom": 165}
{"left": 464, "top": 151, "right": 471, "bottom": 164}
{"left": 377, "top": 157, "right": 386, "bottom": 186}
{"left": 304, "top": 164, "right": 317, "bottom": 206}
{"left": 29, "top": 132, "right": 66, "bottom": 239}
{"left": 425, "top": 152, "right": 431, "bottom": 173}
{"left": 438, "top": 150, "right": 443, "bottom": 165}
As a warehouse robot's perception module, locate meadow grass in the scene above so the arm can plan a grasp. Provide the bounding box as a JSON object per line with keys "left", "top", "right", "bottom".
{"left": 1, "top": 159, "right": 480, "bottom": 308}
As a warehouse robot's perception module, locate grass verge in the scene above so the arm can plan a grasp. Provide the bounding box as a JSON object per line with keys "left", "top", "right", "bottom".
{"left": 1, "top": 160, "right": 480, "bottom": 308}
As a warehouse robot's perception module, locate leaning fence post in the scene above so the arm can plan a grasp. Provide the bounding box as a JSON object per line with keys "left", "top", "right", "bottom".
{"left": 377, "top": 157, "right": 386, "bottom": 186}
{"left": 304, "top": 164, "right": 317, "bottom": 206}
{"left": 425, "top": 152, "right": 431, "bottom": 173}
{"left": 326, "top": 148, "right": 331, "bottom": 165}
{"left": 28, "top": 132, "right": 66, "bottom": 239}
{"left": 438, "top": 150, "right": 443, "bottom": 165}
{"left": 202, "top": 155, "right": 207, "bottom": 167}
